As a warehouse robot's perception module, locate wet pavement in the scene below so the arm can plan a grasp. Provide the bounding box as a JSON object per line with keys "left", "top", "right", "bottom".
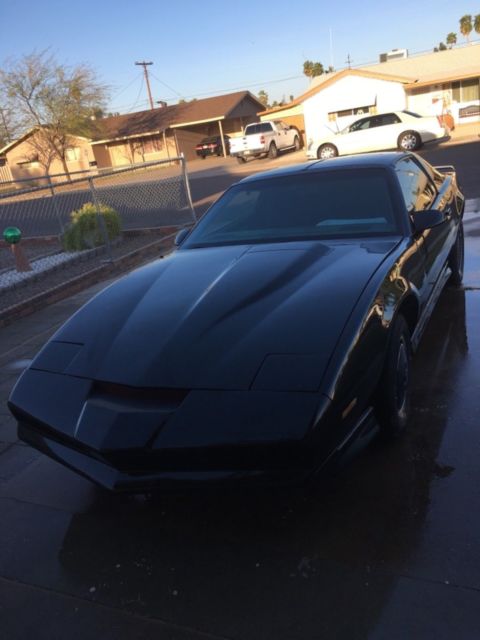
{"left": 1, "top": 205, "right": 480, "bottom": 636}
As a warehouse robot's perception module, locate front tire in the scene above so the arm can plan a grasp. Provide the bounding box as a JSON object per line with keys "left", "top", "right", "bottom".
{"left": 397, "top": 130, "right": 421, "bottom": 151}
{"left": 317, "top": 144, "right": 338, "bottom": 159}
{"left": 374, "top": 315, "right": 412, "bottom": 439}
{"left": 268, "top": 142, "right": 278, "bottom": 159}
{"left": 294, "top": 136, "right": 301, "bottom": 151}
{"left": 448, "top": 221, "right": 464, "bottom": 286}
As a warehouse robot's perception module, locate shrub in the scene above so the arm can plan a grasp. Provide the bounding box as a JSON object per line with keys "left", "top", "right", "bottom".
{"left": 62, "top": 202, "right": 121, "bottom": 251}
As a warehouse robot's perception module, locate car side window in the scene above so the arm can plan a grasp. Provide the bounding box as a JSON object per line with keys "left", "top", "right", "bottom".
{"left": 377, "top": 113, "right": 402, "bottom": 126}
{"left": 395, "top": 158, "right": 437, "bottom": 213}
{"left": 349, "top": 117, "right": 371, "bottom": 132}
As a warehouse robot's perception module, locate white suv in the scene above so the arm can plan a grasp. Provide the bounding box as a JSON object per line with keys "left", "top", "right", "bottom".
{"left": 307, "top": 111, "right": 449, "bottom": 160}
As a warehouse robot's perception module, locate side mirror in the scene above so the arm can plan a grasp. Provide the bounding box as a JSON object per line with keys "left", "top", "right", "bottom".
{"left": 174, "top": 228, "right": 191, "bottom": 246}
{"left": 412, "top": 209, "right": 446, "bottom": 233}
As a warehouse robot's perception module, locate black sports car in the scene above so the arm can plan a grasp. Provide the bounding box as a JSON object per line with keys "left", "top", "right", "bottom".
{"left": 195, "top": 135, "right": 230, "bottom": 158}
{"left": 9, "top": 153, "right": 465, "bottom": 491}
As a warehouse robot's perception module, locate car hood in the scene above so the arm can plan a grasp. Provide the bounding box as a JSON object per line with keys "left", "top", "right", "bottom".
{"left": 38, "top": 239, "right": 397, "bottom": 391}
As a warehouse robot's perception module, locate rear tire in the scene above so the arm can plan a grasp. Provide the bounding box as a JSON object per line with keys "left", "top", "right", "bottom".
{"left": 236, "top": 156, "right": 247, "bottom": 164}
{"left": 397, "top": 130, "right": 421, "bottom": 151}
{"left": 448, "top": 221, "right": 464, "bottom": 286}
{"left": 317, "top": 144, "right": 338, "bottom": 159}
{"left": 374, "top": 315, "right": 412, "bottom": 440}
{"left": 268, "top": 143, "right": 278, "bottom": 159}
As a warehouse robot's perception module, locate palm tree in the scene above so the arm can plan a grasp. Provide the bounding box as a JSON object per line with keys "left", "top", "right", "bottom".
{"left": 303, "top": 60, "right": 324, "bottom": 78}
{"left": 459, "top": 15, "right": 473, "bottom": 42}
{"left": 446, "top": 32, "right": 457, "bottom": 48}
{"left": 474, "top": 14, "right": 480, "bottom": 35}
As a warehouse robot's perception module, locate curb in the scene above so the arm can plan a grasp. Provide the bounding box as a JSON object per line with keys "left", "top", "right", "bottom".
{"left": 0, "top": 232, "right": 178, "bottom": 328}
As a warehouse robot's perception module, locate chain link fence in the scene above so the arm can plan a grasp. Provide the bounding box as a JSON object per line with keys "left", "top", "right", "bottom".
{"left": 0, "top": 156, "right": 196, "bottom": 245}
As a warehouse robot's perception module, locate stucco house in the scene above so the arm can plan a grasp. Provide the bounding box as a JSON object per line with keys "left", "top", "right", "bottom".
{"left": 0, "top": 129, "right": 95, "bottom": 183}
{"left": 90, "top": 90, "right": 265, "bottom": 167}
{"left": 0, "top": 91, "right": 265, "bottom": 183}
{"left": 259, "top": 42, "right": 480, "bottom": 143}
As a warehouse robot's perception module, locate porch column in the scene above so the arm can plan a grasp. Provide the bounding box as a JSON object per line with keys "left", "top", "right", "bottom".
{"left": 218, "top": 119, "right": 227, "bottom": 157}
{"left": 173, "top": 129, "right": 180, "bottom": 157}
{"left": 162, "top": 130, "right": 170, "bottom": 161}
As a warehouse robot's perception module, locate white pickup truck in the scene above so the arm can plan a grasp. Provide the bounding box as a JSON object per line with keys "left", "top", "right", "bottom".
{"left": 229, "top": 120, "right": 301, "bottom": 163}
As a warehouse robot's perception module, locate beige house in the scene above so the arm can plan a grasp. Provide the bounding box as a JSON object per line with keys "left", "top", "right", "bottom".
{"left": 90, "top": 91, "right": 265, "bottom": 167}
{"left": 361, "top": 42, "right": 480, "bottom": 124}
{"left": 0, "top": 130, "right": 96, "bottom": 183}
{"left": 260, "top": 42, "right": 480, "bottom": 143}
{"left": 0, "top": 91, "right": 265, "bottom": 183}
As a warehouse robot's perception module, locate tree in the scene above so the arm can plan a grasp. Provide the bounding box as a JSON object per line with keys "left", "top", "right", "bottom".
{"left": 0, "top": 50, "right": 108, "bottom": 177}
{"left": 475, "top": 14, "right": 480, "bottom": 35}
{"left": 0, "top": 105, "right": 20, "bottom": 148}
{"left": 303, "top": 60, "right": 324, "bottom": 78}
{"left": 439, "top": 42, "right": 447, "bottom": 50}
{"left": 459, "top": 15, "right": 473, "bottom": 41}
{"left": 446, "top": 32, "right": 457, "bottom": 48}
{"left": 257, "top": 90, "right": 269, "bottom": 108}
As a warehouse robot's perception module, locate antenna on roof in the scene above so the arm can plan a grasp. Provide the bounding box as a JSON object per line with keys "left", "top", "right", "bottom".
{"left": 329, "top": 27, "right": 334, "bottom": 69}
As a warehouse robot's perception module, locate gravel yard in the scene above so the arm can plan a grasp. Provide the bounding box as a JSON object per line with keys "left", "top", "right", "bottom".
{"left": 0, "top": 230, "right": 176, "bottom": 316}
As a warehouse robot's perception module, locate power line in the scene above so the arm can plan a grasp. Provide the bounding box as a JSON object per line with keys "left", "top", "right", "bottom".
{"left": 110, "top": 73, "right": 143, "bottom": 101}
{"left": 108, "top": 72, "right": 306, "bottom": 113}
{"left": 127, "top": 75, "right": 145, "bottom": 112}
{"left": 148, "top": 71, "right": 182, "bottom": 98}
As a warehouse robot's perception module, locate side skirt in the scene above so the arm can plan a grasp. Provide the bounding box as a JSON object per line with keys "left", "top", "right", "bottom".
{"left": 411, "top": 263, "right": 451, "bottom": 351}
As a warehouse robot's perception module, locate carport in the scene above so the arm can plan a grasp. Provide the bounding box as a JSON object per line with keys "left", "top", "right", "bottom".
{"left": 170, "top": 91, "right": 266, "bottom": 160}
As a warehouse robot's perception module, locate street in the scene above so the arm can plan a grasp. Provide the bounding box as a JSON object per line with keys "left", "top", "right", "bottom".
{"left": 0, "top": 140, "right": 479, "bottom": 639}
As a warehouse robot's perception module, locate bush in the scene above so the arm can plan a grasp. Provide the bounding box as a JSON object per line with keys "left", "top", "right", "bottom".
{"left": 62, "top": 202, "right": 121, "bottom": 251}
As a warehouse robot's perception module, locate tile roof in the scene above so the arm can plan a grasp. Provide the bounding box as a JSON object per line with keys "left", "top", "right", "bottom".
{"left": 91, "top": 91, "right": 264, "bottom": 142}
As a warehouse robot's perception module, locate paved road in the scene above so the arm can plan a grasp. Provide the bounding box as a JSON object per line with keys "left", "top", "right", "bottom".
{"left": 187, "top": 139, "right": 480, "bottom": 219}
{"left": 0, "top": 142, "right": 479, "bottom": 639}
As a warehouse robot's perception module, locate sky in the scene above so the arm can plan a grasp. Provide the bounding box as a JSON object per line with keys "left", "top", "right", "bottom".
{"left": 1, "top": 0, "right": 479, "bottom": 114}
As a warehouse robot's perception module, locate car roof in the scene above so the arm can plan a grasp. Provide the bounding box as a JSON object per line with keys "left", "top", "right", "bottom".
{"left": 239, "top": 152, "right": 411, "bottom": 184}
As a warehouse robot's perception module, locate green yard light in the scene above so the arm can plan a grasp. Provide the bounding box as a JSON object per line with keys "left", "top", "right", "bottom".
{"left": 3, "top": 226, "right": 22, "bottom": 244}
{"left": 3, "top": 226, "right": 32, "bottom": 272}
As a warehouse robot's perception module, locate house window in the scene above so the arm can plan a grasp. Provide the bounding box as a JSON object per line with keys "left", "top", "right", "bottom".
{"left": 452, "top": 79, "right": 480, "bottom": 103}
{"left": 329, "top": 105, "right": 373, "bottom": 119}
{"left": 66, "top": 147, "right": 81, "bottom": 161}
{"left": 141, "top": 136, "right": 163, "bottom": 154}
{"left": 17, "top": 155, "right": 39, "bottom": 167}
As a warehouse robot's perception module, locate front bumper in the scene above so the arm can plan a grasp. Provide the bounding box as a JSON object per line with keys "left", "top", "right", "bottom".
{"left": 18, "top": 423, "right": 312, "bottom": 491}
{"left": 10, "top": 369, "right": 324, "bottom": 491}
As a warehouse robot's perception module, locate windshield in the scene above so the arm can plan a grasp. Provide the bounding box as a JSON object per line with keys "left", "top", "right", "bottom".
{"left": 245, "top": 123, "right": 273, "bottom": 134}
{"left": 183, "top": 169, "right": 400, "bottom": 248}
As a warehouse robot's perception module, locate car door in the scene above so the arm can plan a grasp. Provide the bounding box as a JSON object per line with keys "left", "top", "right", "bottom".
{"left": 368, "top": 113, "right": 403, "bottom": 150}
{"left": 339, "top": 116, "right": 376, "bottom": 154}
{"left": 395, "top": 156, "right": 454, "bottom": 308}
{"left": 274, "top": 121, "right": 291, "bottom": 149}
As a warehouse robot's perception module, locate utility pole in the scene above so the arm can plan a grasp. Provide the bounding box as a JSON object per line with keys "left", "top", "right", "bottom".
{"left": 135, "top": 61, "right": 154, "bottom": 110}
{"left": 345, "top": 54, "right": 353, "bottom": 69}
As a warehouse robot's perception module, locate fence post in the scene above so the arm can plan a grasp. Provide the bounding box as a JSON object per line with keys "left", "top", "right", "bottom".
{"left": 88, "top": 176, "right": 113, "bottom": 263}
{"left": 47, "top": 175, "right": 65, "bottom": 235}
{"left": 180, "top": 153, "right": 196, "bottom": 222}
